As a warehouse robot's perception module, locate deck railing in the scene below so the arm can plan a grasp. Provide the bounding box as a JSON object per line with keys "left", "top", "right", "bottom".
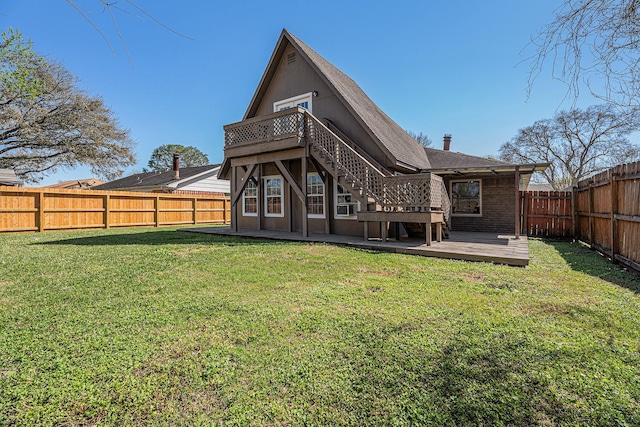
{"left": 223, "top": 108, "right": 305, "bottom": 147}
{"left": 381, "top": 174, "right": 449, "bottom": 212}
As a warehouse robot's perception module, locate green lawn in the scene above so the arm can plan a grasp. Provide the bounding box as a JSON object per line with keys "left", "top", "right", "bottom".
{"left": 1, "top": 227, "right": 639, "bottom": 426}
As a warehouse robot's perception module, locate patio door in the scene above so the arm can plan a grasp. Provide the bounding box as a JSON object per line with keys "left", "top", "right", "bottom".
{"left": 273, "top": 92, "right": 313, "bottom": 113}
{"left": 273, "top": 92, "right": 313, "bottom": 136}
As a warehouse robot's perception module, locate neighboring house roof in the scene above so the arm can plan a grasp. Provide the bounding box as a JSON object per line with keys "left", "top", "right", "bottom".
{"left": 93, "top": 165, "right": 226, "bottom": 192}
{"left": 525, "top": 183, "right": 573, "bottom": 192}
{"left": 44, "top": 178, "right": 105, "bottom": 189}
{"left": 526, "top": 183, "right": 555, "bottom": 191}
{"left": 0, "top": 169, "right": 20, "bottom": 186}
{"left": 244, "top": 29, "right": 431, "bottom": 171}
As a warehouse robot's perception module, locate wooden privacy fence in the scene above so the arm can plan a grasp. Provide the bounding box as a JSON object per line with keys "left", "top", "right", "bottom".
{"left": 0, "top": 186, "right": 230, "bottom": 233}
{"left": 519, "top": 190, "right": 573, "bottom": 238}
{"left": 574, "top": 162, "right": 640, "bottom": 273}
{"left": 519, "top": 161, "right": 640, "bottom": 273}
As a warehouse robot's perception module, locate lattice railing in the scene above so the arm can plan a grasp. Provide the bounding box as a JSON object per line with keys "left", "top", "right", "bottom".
{"left": 224, "top": 109, "right": 304, "bottom": 147}
{"left": 435, "top": 177, "right": 451, "bottom": 225}
{"left": 304, "top": 112, "right": 385, "bottom": 203}
{"left": 380, "top": 173, "right": 449, "bottom": 216}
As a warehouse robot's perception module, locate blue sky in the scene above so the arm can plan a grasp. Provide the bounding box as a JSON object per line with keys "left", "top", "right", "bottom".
{"left": 3, "top": 0, "right": 608, "bottom": 185}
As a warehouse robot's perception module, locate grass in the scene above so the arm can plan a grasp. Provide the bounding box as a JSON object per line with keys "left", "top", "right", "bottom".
{"left": 1, "top": 226, "right": 639, "bottom": 426}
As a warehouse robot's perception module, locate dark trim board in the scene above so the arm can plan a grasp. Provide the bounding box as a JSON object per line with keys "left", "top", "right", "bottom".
{"left": 179, "top": 227, "right": 529, "bottom": 266}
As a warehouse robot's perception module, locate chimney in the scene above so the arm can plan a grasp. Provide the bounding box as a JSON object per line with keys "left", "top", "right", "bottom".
{"left": 443, "top": 134, "right": 452, "bottom": 151}
{"left": 172, "top": 153, "right": 180, "bottom": 179}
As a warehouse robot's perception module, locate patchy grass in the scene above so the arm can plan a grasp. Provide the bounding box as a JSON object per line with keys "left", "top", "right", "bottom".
{"left": 1, "top": 227, "right": 639, "bottom": 426}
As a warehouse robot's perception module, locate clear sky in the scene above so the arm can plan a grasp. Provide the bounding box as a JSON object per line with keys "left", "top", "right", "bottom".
{"left": 2, "top": 0, "right": 610, "bottom": 185}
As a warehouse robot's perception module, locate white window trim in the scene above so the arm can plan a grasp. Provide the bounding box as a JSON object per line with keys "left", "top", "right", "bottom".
{"left": 450, "top": 179, "right": 483, "bottom": 217}
{"left": 273, "top": 92, "right": 313, "bottom": 113}
{"left": 307, "top": 172, "right": 325, "bottom": 219}
{"left": 263, "top": 175, "right": 285, "bottom": 218}
{"left": 333, "top": 181, "right": 360, "bottom": 220}
{"left": 241, "top": 179, "right": 258, "bottom": 217}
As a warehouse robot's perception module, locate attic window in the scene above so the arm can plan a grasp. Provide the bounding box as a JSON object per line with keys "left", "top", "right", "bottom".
{"left": 287, "top": 52, "right": 296, "bottom": 64}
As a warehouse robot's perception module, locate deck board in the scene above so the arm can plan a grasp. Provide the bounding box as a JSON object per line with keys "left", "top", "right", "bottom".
{"left": 179, "top": 227, "right": 529, "bottom": 266}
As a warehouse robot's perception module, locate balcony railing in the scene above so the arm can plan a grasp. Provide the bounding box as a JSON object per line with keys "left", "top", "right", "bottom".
{"left": 223, "top": 108, "right": 305, "bottom": 148}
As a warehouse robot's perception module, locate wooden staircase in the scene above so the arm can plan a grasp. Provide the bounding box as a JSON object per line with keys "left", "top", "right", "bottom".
{"left": 303, "top": 111, "right": 451, "bottom": 243}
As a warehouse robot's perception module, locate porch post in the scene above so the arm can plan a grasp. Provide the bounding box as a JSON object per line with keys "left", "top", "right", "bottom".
{"left": 514, "top": 166, "right": 520, "bottom": 239}
{"left": 258, "top": 164, "right": 262, "bottom": 231}
{"left": 302, "top": 156, "right": 308, "bottom": 238}
{"left": 231, "top": 166, "right": 238, "bottom": 232}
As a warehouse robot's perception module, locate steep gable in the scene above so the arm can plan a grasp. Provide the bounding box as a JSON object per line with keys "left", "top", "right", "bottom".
{"left": 244, "top": 29, "right": 431, "bottom": 171}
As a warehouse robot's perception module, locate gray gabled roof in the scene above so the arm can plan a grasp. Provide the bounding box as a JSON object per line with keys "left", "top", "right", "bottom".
{"left": 0, "top": 169, "right": 20, "bottom": 186}
{"left": 424, "top": 147, "right": 550, "bottom": 175}
{"left": 424, "top": 148, "right": 515, "bottom": 170}
{"left": 245, "top": 29, "right": 431, "bottom": 171}
{"left": 93, "top": 165, "right": 220, "bottom": 191}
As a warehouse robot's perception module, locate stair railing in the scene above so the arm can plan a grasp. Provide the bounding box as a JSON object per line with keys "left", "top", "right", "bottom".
{"left": 304, "top": 112, "right": 386, "bottom": 204}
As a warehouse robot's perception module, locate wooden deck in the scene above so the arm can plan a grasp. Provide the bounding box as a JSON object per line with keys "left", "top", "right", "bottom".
{"left": 179, "top": 226, "right": 529, "bottom": 266}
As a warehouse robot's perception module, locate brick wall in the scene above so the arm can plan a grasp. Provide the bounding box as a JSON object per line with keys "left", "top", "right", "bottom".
{"left": 447, "top": 175, "right": 516, "bottom": 233}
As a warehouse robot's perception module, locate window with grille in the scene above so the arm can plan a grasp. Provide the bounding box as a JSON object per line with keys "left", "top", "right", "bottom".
{"left": 307, "top": 173, "right": 325, "bottom": 218}
{"left": 242, "top": 179, "right": 258, "bottom": 216}
{"left": 264, "top": 176, "right": 284, "bottom": 217}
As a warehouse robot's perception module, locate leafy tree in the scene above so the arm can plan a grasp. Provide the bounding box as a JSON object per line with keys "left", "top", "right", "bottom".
{"left": 147, "top": 144, "right": 209, "bottom": 171}
{"left": 527, "top": 0, "right": 640, "bottom": 108}
{"left": 499, "top": 104, "right": 640, "bottom": 189}
{"left": 406, "top": 130, "right": 432, "bottom": 147}
{"left": 0, "top": 28, "right": 135, "bottom": 183}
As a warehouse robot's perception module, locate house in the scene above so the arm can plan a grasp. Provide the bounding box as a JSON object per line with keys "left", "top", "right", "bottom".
{"left": 43, "top": 178, "right": 105, "bottom": 190}
{"left": 218, "top": 29, "right": 546, "bottom": 243}
{"left": 95, "top": 156, "right": 229, "bottom": 195}
{"left": 0, "top": 169, "right": 20, "bottom": 186}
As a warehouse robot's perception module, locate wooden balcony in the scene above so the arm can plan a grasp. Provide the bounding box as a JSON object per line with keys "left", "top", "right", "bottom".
{"left": 223, "top": 107, "right": 306, "bottom": 159}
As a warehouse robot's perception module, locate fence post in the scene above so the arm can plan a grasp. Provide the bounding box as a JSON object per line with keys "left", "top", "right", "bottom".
{"left": 192, "top": 197, "right": 197, "bottom": 225}
{"left": 104, "top": 193, "right": 110, "bottom": 229}
{"left": 37, "top": 190, "right": 45, "bottom": 232}
{"left": 154, "top": 196, "right": 160, "bottom": 227}
{"left": 514, "top": 166, "right": 520, "bottom": 239}
{"left": 523, "top": 191, "right": 529, "bottom": 237}
{"left": 222, "top": 198, "right": 227, "bottom": 224}
{"left": 571, "top": 188, "right": 577, "bottom": 241}
{"left": 610, "top": 171, "right": 618, "bottom": 262}
{"left": 588, "top": 181, "right": 594, "bottom": 247}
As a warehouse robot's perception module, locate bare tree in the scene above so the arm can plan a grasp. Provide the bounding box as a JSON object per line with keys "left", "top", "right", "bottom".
{"left": 406, "top": 130, "right": 432, "bottom": 148}
{"left": 526, "top": 0, "right": 640, "bottom": 108}
{"left": 65, "top": 0, "right": 191, "bottom": 64}
{"left": 0, "top": 29, "right": 135, "bottom": 183}
{"left": 499, "top": 104, "right": 640, "bottom": 189}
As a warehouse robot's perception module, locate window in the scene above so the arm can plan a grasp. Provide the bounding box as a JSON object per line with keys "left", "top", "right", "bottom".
{"left": 334, "top": 182, "right": 359, "bottom": 219}
{"left": 307, "top": 173, "right": 325, "bottom": 218}
{"left": 242, "top": 179, "right": 258, "bottom": 217}
{"left": 264, "top": 176, "right": 284, "bottom": 217}
{"left": 450, "top": 179, "right": 482, "bottom": 216}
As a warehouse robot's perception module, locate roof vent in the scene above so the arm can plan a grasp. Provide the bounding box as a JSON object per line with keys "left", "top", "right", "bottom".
{"left": 287, "top": 52, "right": 296, "bottom": 64}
